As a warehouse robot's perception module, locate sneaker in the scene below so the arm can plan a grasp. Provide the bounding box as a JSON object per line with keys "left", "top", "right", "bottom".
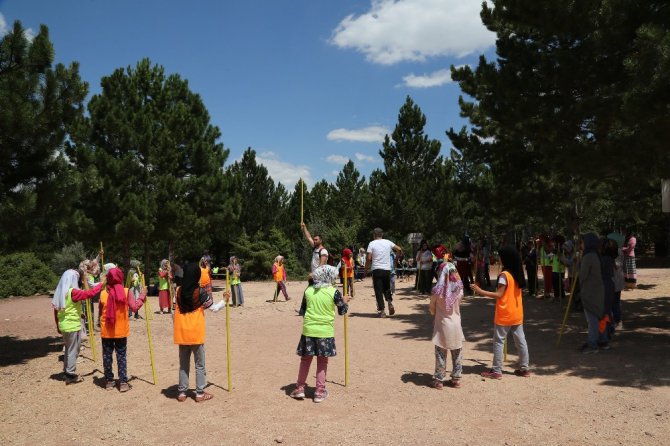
{"left": 313, "top": 389, "right": 329, "bottom": 403}
{"left": 119, "top": 382, "right": 130, "bottom": 392}
{"left": 377, "top": 311, "right": 386, "bottom": 318}
{"left": 64, "top": 374, "right": 83, "bottom": 385}
{"left": 514, "top": 369, "right": 531, "bottom": 378}
{"left": 446, "top": 379, "right": 462, "bottom": 388}
{"left": 481, "top": 370, "right": 503, "bottom": 380}
{"left": 580, "top": 344, "right": 599, "bottom": 354}
{"left": 388, "top": 303, "right": 395, "bottom": 316}
{"left": 431, "top": 379, "right": 444, "bottom": 389}
{"left": 290, "top": 387, "right": 305, "bottom": 399}
{"left": 105, "top": 380, "right": 116, "bottom": 390}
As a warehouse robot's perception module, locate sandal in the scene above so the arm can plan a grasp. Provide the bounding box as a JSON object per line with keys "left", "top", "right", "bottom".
{"left": 119, "top": 382, "right": 131, "bottom": 393}
{"left": 431, "top": 379, "right": 444, "bottom": 389}
{"left": 446, "top": 379, "right": 461, "bottom": 389}
{"left": 177, "top": 393, "right": 187, "bottom": 402}
{"left": 105, "top": 380, "right": 116, "bottom": 390}
{"left": 195, "top": 392, "right": 214, "bottom": 403}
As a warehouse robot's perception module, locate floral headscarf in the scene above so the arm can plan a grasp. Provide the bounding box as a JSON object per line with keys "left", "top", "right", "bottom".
{"left": 275, "top": 255, "right": 284, "bottom": 263}
{"left": 431, "top": 262, "right": 463, "bottom": 311}
{"left": 312, "top": 265, "right": 338, "bottom": 289}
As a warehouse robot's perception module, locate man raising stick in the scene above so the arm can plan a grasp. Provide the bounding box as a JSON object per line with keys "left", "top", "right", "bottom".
{"left": 301, "top": 223, "right": 329, "bottom": 277}
{"left": 366, "top": 228, "right": 403, "bottom": 318}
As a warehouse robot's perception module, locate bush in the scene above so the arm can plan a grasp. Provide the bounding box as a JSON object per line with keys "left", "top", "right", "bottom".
{"left": 50, "top": 242, "right": 87, "bottom": 275}
{"left": 0, "top": 252, "right": 58, "bottom": 298}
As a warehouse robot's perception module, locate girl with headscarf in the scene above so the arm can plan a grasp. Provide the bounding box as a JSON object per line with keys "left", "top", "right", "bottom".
{"left": 579, "top": 233, "right": 606, "bottom": 353}
{"left": 429, "top": 262, "right": 465, "bottom": 389}
{"left": 228, "top": 256, "right": 244, "bottom": 307}
{"left": 272, "top": 255, "right": 290, "bottom": 301}
{"left": 290, "top": 265, "right": 348, "bottom": 403}
{"left": 339, "top": 248, "right": 355, "bottom": 298}
{"left": 158, "top": 259, "right": 172, "bottom": 313}
{"left": 173, "top": 262, "right": 226, "bottom": 402}
{"left": 472, "top": 246, "right": 531, "bottom": 379}
{"left": 98, "top": 267, "right": 147, "bottom": 392}
{"left": 52, "top": 269, "right": 104, "bottom": 384}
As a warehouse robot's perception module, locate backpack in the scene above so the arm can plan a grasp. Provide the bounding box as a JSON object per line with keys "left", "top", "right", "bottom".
{"left": 319, "top": 248, "right": 337, "bottom": 267}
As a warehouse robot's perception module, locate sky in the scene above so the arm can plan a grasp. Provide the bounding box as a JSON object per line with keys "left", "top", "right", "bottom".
{"left": 1, "top": 0, "right": 496, "bottom": 188}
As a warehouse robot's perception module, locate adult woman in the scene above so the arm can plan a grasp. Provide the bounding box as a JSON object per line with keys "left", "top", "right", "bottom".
{"left": 622, "top": 231, "right": 637, "bottom": 290}
{"left": 416, "top": 240, "right": 433, "bottom": 294}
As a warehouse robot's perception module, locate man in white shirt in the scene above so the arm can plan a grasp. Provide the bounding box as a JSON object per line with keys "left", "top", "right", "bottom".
{"left": 301, "top": 223, "right": 328, "bottom": 275}
{"left": 366, "top": 227, "right": 403, "bottom": 317}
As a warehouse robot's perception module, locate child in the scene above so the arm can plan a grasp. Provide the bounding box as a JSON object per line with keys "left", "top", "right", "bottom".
{"left": 199, "top": 257, "right": 212, "bottom": 298}
{"left": 339, "top": 248, "right": 355, "bottom": 298}
{"left": 174, "top": 262, "right": 226, "bottom": 402}
{"left": 472, "top": 246, "right": 531, "bottom": 379}
{"left": 158, "top": 259, "right": 172, "bottom": 313}
{"left": 272, "top": 255, "right": 290, "bottom": 301}
{"left": 127, "top": 270, "right": 143, "bottom": 320}
{"left": 429, "top": 262, "right": 464, "bottom": 389}
{"left": 98, "top": 267, "right": 147, "bottom": 391}
{"left": 228, "top": 256, "right": 244, "bottom": 307}
{"left": 290, "top": 265, "right": 348, "bottom": 403}
{"left": 52, "top": 269, "right": 104, "bottom": 384}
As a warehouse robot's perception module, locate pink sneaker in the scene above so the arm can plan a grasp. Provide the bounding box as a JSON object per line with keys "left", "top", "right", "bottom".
{"left": 481, "top": 370, "right": 503, "bottom": 380}
{"left": 290, "top": 387, "right": 305, "bottom": 399}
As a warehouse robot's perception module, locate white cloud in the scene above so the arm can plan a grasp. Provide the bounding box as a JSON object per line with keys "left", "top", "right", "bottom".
{"left": 327, "top": 126, "right": 389, "bottom": 143}
{"left": 402, "top": 68, "right": 453, "bottom": 88}
{"left": 326, "top": 154, "right": 350, "bottom": 164}
{"left": 330, "top": 0, "right": 495, "bottom": 65}
{"left": 255, "top": 151, "right": 313, "bottom": 187}
{"left": 355, "top": 152, "right": 377, "bottom": 163}
{"left": 0, "top": 13, "right": 8, "bottom": 37}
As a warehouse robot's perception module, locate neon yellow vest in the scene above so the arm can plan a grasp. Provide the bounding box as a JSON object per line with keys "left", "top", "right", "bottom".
{"left": 302, "top": 286, "right": 336, "bottom": 338}
{"left": 57, "top": 289, "right": 82, "bottom": 333}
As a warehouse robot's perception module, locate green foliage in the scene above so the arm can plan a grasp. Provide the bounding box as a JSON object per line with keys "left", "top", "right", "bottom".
{"left": 230, "top": 228, "right": 305, "bottom": 280}
{"left": 50, "top": 242, "right": 88, "bottom": 274}
{"left": 0, "top": 252, "right": 58, "bottom": 298}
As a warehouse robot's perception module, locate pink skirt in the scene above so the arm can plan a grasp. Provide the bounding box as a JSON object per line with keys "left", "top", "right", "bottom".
{"left": 158, "top": 290, "right": 170, "bottom": 309}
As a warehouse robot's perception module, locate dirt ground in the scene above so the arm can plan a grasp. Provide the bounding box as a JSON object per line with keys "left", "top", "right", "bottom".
{"left": 0, "top": 268, "right": 668, "bottom": 446}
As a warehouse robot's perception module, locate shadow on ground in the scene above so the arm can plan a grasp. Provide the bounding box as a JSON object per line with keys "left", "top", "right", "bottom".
{"left": 389, "top": 284, "right": 670, "bottom": 389}
{"left": 0, "top": 335, "right": 62, "bottom": 367}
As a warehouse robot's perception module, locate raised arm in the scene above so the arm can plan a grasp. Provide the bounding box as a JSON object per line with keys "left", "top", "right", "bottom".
{"left": 127, "top": 287, "right": 147, "bottom": 313}
{"left": 301, "top": 222, "right": 315, "bottom": 247}
{"left": 71, "top": 282, "right": 103, "bottom": 302}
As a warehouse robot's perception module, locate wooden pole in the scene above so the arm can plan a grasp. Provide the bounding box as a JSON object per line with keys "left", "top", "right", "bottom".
{"left": 556, "top": 271, "right": 580, "bottom": 347}
{"left": 503, "top": 336, "right": 508, "bottom": 362}
{"left": 83, "top": 279, "right": 97, "bottom": 363}
{"left": 225, "top": 269, "right": 232, "bottom": 392}
{"left": 100, "top": 241, "right": 104, "bottom": 265}
{"left": 138, "top": 265, "right": 157, "bottom": 384}
{"left": 343, "top": 265, "right": 349, "bottom": 387}
{"left": 300, "top": 178, "right": 304, "bottom": 224}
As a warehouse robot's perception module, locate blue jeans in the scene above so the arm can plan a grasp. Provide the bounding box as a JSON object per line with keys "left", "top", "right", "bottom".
{"left": 492, "top": 324, "right": 529, "bottom": 373}
{"left": 232, "top": 283, "right": 244, "bottom": 306}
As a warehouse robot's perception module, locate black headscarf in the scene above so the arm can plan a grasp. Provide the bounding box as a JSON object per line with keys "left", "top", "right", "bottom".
{"left": 498, "top": 245, "right": 524, "bottom": 286}
{"left": 178, "top": 262, "right": 202, "bottom": 314}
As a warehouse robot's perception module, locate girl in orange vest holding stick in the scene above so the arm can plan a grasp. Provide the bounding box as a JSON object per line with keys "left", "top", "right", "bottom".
{"left": 272, "top": 255, "right": 290, "bottom": 301}
{"left": 471, "top": 246, "right": 531, "bottom": 380}
{"left": 174, "top": 262, "right": 227, "bottom": 402}
{"left": 98, "top": 267, "right": 147, "bottom": 392}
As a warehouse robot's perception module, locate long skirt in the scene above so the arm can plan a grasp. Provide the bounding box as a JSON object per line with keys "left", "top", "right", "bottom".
{"left": 623, "top": 256, "right": 636, "bottom": 288}
{"left": 158, "top": 289, "right": 170, "bottom": 309}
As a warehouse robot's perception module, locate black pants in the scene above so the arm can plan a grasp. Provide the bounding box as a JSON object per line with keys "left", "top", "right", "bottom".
{"left": 372, "top": 269, "right": 392, "bottom": 312}
{"left": 526, "top": 263, "right": 537, "bottom": 295}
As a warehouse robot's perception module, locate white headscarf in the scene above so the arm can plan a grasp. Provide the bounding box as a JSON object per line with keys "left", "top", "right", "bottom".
{"left": 52, "top": 269, "right": 80, "bottom": 310}
{"left": 431, "top": 262, "right": 463, "bottom": 311}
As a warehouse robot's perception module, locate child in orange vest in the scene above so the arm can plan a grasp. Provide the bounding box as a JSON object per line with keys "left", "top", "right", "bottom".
{"left": 339, "top": 248, "right": 355, "bottom": 298}
{"left": 98, "top": 267, "right": 147, "bottom": 392}
{"left": 174, "top": 263, "right": 226, "bottom": 402}
{"left": 272, "top": 255, "right": 290, "bottom": 301}
{"left": 472, "top": 246, "right": 531, "bottom": 379}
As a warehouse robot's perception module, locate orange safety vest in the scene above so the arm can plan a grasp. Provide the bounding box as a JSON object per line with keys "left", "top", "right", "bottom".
{"left": 494, "top": 271, "right": 524, "bottom": 326}
{"left": 173, "top": 287, "right": 206, "bottom": 345}
{"left": 273, "top": 264, "right": 285, "bottom": 282}
{"left": 100, "top": 288, "right": 130, "bottom": 339}
{"left": 199, "top": 267, "right": 211, "bottom": 288}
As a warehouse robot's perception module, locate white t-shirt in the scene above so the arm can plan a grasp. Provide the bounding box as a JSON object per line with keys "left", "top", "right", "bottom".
{"left": 497, "top": 274, "right": 507, "bottom": 286}
{"left": 367, "top": 239, "right": 397, "bottom": 271}
{"left": 312, "top": 247, "right": 328, "bottom": 272}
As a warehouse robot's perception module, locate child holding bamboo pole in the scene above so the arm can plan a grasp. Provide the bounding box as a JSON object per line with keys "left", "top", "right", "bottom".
{"left": 52, "top": 270, "right": 104, "bottom": 384}
{"left": 471, "top": 246, "right": 531, "bottom": 380}
{"left": 290, "top": 265, "right": 348, "bottom": 403}
{"left": 98, "top": 267, "right": 147, "bottom": 392}
{"left": 173, "top": 263, "right": 227, "bottom": 402}
{"left": 272, "top": 255, "right": 290, "bottom": 301}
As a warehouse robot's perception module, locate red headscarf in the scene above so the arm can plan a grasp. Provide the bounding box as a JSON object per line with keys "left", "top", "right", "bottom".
{"left": 105, "top": 267, "right": 127, "bottom": 325}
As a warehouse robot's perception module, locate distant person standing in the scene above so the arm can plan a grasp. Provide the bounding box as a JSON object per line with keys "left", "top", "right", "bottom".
{"left": 365, "top": 228, "right": 403, "bottom": 318}
{"left": 622, "top": 230, "right": 637, "bottom": 290}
